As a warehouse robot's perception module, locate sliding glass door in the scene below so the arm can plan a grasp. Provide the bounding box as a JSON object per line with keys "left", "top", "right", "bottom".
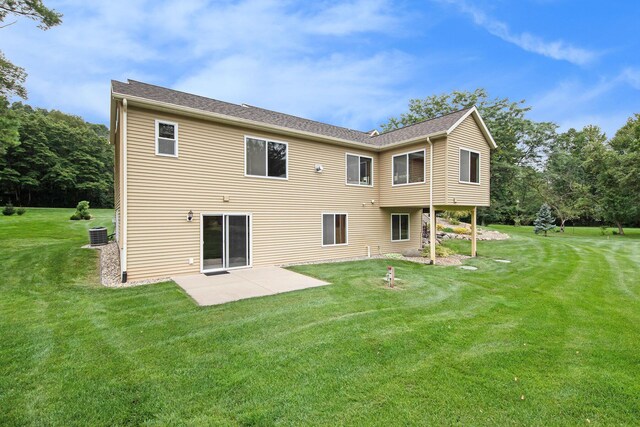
{"left": 202, "top": 214, "right": 251, "bottom": 272}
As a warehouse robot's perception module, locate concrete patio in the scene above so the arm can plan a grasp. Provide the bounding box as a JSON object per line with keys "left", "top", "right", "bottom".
{"left": 172, "top": 266, "right": 330, "bottom": 306}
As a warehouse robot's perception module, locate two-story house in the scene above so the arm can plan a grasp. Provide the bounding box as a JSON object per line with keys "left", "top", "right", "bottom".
{"left": 109, "top": 80, "right": 496, "bottom": 282}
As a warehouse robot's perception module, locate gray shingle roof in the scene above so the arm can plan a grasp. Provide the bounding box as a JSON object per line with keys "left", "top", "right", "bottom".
{"left": 111, "top": 80, "right": 472, "bottom": 147}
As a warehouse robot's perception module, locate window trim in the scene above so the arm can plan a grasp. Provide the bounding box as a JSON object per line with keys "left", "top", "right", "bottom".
{"left": 244, "top": 135, "right": 289, "bottom": 180}
{"left": 390, "top": 213, "right": 411, "bottom": 242}
{"left": 345, "top": 153, "right": 374, "bottom": 187}
{"left": 459, "top": 147, "right": 481, "bottom": 185}
{"left": 391, "top": 148, "right": 426, "bottom": 187}
{"left": 155, "top": 119, "right": 179, "bottom": 158}
{"left": 321, "top": 212, "right": 349, "bottom": 247}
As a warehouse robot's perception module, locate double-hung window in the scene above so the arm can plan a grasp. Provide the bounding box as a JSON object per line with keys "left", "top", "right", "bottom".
{"left": 391, "top": 213, "right": 410, "bottom": 241}
{"left": 322, "top": 213, "right": 348, "bottom": 246}
{"left": 245, "top": 136, "right": 288, "bottom": 179}
{"left": 346, "top": 154, "right": 373, "bottom": 186}
{"left": 392, "top": 149, "right": 425, "bottom": 185}
{"left": 459, "top": 148, "right": 480, "bottom": 184}
{"left": 155, "top": 120, "right": 178, "bottom": 157}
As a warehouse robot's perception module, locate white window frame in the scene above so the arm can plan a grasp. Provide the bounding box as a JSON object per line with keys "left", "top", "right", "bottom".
{"left": 459, "top": 147, "right": 481, "bottom": 185}
{"left": 321, "top": 212, "right": 349, "bottom": 247}
{"left": 200, "top": 212, "right": 253, "bottom": 273}
{"left": 391, "top": 148, "right": 426, "bottom": 187}
{"left": 390, "top": 213, "right": 410, "bottom": 242}
{"left": 155, "top": 119, "right": 179, "bottom": 158}
{"left": 244, "top": 135, "right": 289, "bottom": 180}
{"left": 345, "top": 153, "right": 374, "bottom": 187}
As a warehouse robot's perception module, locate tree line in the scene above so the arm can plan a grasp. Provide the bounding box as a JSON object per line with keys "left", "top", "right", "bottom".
{"left": 0, "top": 100, "right": 113, "bottom": 208}
{"left": 382, "top": 89, "right": 640, "bottom": 234}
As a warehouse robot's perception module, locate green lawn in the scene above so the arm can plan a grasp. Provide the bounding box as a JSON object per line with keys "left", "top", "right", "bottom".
{"left": 1, "top": 209, "right": 639, "bottom": 425}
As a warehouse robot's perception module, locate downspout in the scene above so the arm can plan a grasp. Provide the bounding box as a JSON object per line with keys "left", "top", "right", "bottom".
{"left": 121, "top": 98, "right": 128, "bottom": 283}
{"left": 427, "top": 137, "right": 435, "bottom": 264}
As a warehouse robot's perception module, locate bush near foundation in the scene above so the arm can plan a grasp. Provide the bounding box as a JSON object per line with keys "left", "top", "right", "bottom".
{"left": 422, "top": 245, "right": 457, "bottom": 257}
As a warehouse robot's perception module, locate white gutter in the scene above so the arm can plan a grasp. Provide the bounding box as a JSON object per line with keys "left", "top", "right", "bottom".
{"left": 427, "top": 136, "right": 435, "bottom": 264}
{"left": 121, "top": 98, "right": 128, "bottom": 282}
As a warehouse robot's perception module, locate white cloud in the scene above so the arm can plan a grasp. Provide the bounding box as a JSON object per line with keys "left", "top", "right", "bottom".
{"left": 0, "top": 0, "right": 409, "bottom": 128}
{"left": 175, "top": 51, "right": 412, "bottom": 130}
{"left": 620, "top": 67, "right": 640, "bottom": 90}
{"left": 440, "top": 0, "right": 597, "bottom": 65}
{"left": 530, "top": 70, "right": 640, "bottom": 136}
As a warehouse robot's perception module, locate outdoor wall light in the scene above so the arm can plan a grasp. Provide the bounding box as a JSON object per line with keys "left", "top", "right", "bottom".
{"left": 187, "top": 210, "right": 194, "bottom": 222}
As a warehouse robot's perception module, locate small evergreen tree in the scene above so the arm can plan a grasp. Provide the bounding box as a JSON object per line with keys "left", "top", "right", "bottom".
{"left": 533, "top": 203, "right": 556, "bottom": 236}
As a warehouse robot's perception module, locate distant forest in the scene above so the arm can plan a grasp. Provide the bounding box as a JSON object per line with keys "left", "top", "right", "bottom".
{"left": 0, "top": 100, "right": 113, "bottom": 208}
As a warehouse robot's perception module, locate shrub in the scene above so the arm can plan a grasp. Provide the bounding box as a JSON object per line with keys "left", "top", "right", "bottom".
{"left": 442, "top": 227, "right": 454, "bottom": 233}
{"left": 436, "top": 224, "right": 444, "bottom": 231}
{"left": 71, "top": 200, "right": 91, "bottom": 220}
{"left": 2, "top": 202, "right": 15, "bottom": 216}
{"left": 16, "top": 207, "right": 26, "bottom": 215}
{"left": 599, "top": 226, "right": 608, "bottom": 236}
{"left": 422, "top": 245, "right": 457, "bottom": 258}
{"left": 452, "top": 227, "right": 471, "bottom": 235}
{"left": 449, "top": 218, "right": 461, "bottom": 225}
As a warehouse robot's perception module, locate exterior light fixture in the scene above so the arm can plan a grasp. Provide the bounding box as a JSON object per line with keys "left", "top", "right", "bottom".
{"left": 187, "top": 210, "right": 194, "bottom": 222}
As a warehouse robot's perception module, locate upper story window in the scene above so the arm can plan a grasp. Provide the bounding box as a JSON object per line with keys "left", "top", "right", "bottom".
{"left": 346, "top": 153, "right": 373, "bottom": 186}
{"left": 459, "top": 148, "right": 480, "bottom": 184}
{"left": 155, "top": 120, "right": 178, "bottom": 157}
{"left": 245, "top": 136, "right": 288, "bottom": 179}
{"left": 392, "top": 149, "right": 425, "bottom": 186}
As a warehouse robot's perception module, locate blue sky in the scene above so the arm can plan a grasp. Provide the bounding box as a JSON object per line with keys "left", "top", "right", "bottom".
{"left": 2, "top": 0, "right": 639, "bottom": 136}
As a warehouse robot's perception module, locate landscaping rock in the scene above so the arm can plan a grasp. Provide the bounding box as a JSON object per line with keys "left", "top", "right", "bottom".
{"left": 401, "top": 248, "right": 423, "bottom": 257}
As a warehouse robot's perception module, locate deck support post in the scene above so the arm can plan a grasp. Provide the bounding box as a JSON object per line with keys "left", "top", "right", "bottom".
{"left": 429, "top": 208, "right": 437, "bottom": 264}
{"left": 471, "top": 206, "right": 477, "bottom": 257}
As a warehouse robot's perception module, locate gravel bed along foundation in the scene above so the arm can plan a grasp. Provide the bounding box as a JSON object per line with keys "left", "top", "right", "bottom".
{"left": 83, "top": 242, "right": 170, "bottom": 287}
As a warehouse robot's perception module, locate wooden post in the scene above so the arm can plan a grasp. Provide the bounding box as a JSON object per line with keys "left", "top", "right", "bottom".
{"left": 471, "top": 206, "right": 477, "bottom": 257}
{"left": 430, "top": 208, "right": 436, "bottom": 264}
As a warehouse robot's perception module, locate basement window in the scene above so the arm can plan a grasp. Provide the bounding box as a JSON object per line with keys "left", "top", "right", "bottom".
{"left": 322, "top": 213, "right": 348, "bottom": 246}
{"left": 459, "top": 148, "right": 480, "bottom": 184}
{"left": 245, "top": 136, "right": 288, "bottom": 179}
{"left": 392, "top": 149, "right": 425, "bottom": 185}
{"left": 155, "top": 120, "right": 178, "bottom": 157}
{"left": 346, "top": 153, "right": 373, "bottom": 186}
{"left": 391, "top": 213, "right": 410, "bottom": 241}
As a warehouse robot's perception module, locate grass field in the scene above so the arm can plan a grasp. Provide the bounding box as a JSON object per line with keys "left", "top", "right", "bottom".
{"left": 1, "top": 208, "right": 639, "bottom": 425}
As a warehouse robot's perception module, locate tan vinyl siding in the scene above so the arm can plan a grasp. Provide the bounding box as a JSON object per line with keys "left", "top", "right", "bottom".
{"left": 379, "top": 142, "right": 429, "bottom": 208}
{"left": 431, "top": 138, "right": 447, "bottom": 205}
{"left": 446, "top": 116, "right": 491, "bottom": 206}
{"left": 124, "top": 107, "right": 421, "bottom": 281}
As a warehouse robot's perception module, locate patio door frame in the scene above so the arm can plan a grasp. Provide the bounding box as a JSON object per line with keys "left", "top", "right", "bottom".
{"left": 200, "top": 212, "right": 252, "bottom": 273}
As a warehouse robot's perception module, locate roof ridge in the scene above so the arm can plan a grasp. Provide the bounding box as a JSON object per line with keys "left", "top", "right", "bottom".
{"left": 246, "top": 104, "right": 370, "bottom": 136}
{"left": 122, "top": 79, "right": 370, "bottom": 137}
{"left": 373, "top": 106, "right": 474, "bottom": 138}
{"left": 123, "top": 79, "right": 248, "bottom": 112}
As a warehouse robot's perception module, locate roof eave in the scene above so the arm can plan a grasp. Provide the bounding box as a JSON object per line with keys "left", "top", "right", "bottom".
{"left": 446, "top": 106, "right": 498, "bottom": 149}
{"left": 108, "top": 87, "right": 117, "bottom": 144}
{"left": 111, "top": 91, "right": 384, "bottom": 151}
{"left": 377, "top": 131, "right": 447, "bottom": 150}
